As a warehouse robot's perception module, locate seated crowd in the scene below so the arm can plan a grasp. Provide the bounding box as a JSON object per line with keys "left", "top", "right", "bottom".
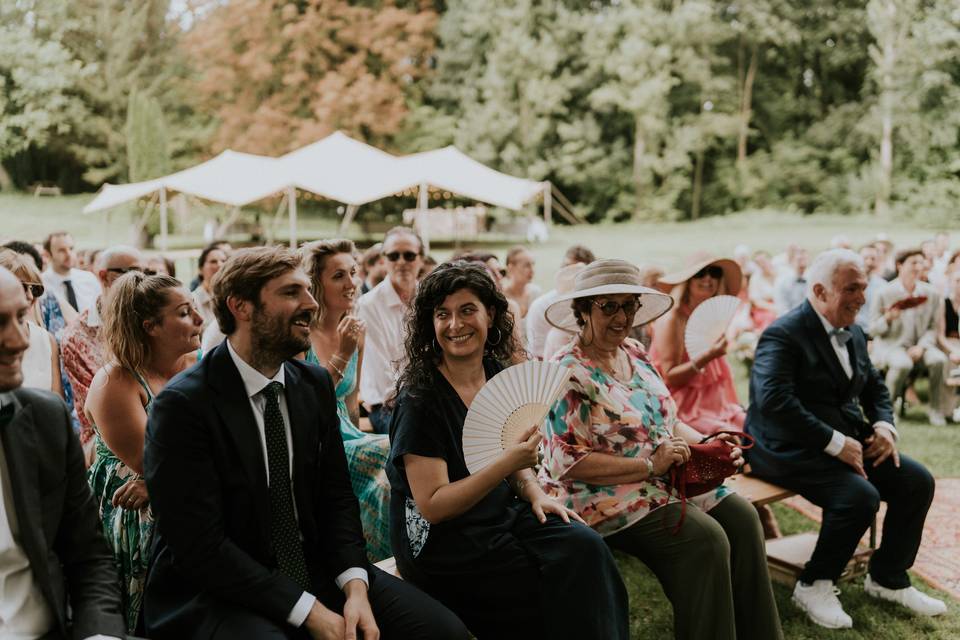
{"left": 0, "top": 226, "right": 952, "bottom": 639}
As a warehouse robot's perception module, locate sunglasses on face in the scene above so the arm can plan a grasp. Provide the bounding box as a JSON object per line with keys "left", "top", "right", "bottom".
{"left": 22, "top": 282, "right": 44, "bottom": 298}
{"left": 593, "top": 297, "right": 642, "bottom": 317}
{"left": 107, "top": 266, "right": 158, "bottom": 276}
{"left": 693, "top": 265, "right": 724, "bottom": 280}
{"left": 386, "top": 251, "right": 419, "bottom": 263}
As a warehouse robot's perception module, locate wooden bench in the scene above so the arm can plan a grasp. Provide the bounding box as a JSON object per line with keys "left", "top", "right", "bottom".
{"left": 374, "top": 474, "right": 876, "bottom": 586}
{"left": 729, "top": 474, "right": 875, "bottom": 586}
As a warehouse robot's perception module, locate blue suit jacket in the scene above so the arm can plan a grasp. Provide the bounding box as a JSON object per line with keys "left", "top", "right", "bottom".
{"left": 745, "top": 300, "right": 894, "bottom": 478}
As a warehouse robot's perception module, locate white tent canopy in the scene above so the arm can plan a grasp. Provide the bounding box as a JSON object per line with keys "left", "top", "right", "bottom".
{"left": 397, "top": 147, "right": 544, "bottom": 211}
{"left": 82, "top": 131, "right": 557, "bottom": 248}
{"left": 280, "top": 131, "right": 412, "bottom": 206}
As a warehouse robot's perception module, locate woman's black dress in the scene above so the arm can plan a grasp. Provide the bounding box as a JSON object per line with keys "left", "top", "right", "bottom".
{"left": 387, "top": 358, "right": 629, "bottom": 640}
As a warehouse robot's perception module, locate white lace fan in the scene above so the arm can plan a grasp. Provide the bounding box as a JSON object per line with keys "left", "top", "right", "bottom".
{"left": 684, "top": 295, "right": 741, "bottom": 361}
{"left": 462, "top": 361, "right": 570, "bottom": 474}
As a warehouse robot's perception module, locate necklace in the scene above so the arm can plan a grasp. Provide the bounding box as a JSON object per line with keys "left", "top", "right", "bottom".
{"left": 582, "top": 342, "right": 630, "bottom": 382}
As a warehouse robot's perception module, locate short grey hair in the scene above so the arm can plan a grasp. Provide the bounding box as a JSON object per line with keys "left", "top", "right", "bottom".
{"left": 95, "top": 245, "right": 141, "bottom": 270}
{"left": 806, "top": 249, "right": 864, "bottom": 299}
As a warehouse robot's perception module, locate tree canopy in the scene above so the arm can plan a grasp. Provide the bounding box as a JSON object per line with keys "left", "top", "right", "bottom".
{"left": 2, "top": 0, "right": 958, "bottom": 225}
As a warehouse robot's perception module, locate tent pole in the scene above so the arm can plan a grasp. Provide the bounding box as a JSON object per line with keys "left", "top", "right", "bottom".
{"left": 288, "top": 186, "right": 298, "bottom": 248}
{"left": 159, "top": 187, "right": 169, "bottom": 251}
{"left": 340, "top": 204, "right": 359, "bottom": 235}
{"left": 543, "top": 181, "right": 552, "bottom": 226}
{"left": 417, "top": 183, "right": 430, "bottom": 254}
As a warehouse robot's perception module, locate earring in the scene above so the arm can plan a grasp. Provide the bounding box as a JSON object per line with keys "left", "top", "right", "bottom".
{"left": 487, "top": 326, "right": 502, "bottom": 346}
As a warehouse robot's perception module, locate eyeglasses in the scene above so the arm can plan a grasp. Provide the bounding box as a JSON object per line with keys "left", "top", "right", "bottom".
{"left": 22, "top": 282, "right": 44, "bottom": 298}
{"left": 386, "top": 251, "right": 419, "bottom": 262}
{"left": 593, "top": 298, "right": 642, "bottom": 317}
{"left": 693, "top": 265, "right": 724, "bottom": 280}
{"left": 106, "top": 266, "right": 158, "bottom": 276}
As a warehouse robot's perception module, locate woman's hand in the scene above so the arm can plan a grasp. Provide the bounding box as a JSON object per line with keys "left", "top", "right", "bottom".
{"left": 500, "top": 425, "right": 542, "bottom": 474}
{"left": 704, "top": 336, "right": 728, "bottom": 362}
{"left": 336, "top": 315, "right": 366, "bottom": 358}
{"left": 111, "top": 478, "right": 149, "bottom": 510}
{"left": 529, "top": 494, "right": 585, "bottom": 525}
{"left": 651, "top": 437, "right": 690, "bottom": 475}
{"left": 713, "top": 433, "right": 745, "bottom": 468}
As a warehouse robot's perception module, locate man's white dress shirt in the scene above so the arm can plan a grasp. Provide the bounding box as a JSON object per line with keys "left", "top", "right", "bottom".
{"left": 812, "top": 309, "right": 897, "bottom": 456}
{"left": 225, "top": 341, "right": 367, "bottom": 628}
{"left": 41, "top": 268, "right": 101, "bottom": 314}
{"left": 356, "top": 278, "right": 408, "bottom": 407}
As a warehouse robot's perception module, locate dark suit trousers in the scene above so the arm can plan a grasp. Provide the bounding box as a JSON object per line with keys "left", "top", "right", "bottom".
{"left": 204, "top": 566, "right": 468, "bottom": 640}
{"left": 772, "top": 454, "right": 934, "bottom": 588}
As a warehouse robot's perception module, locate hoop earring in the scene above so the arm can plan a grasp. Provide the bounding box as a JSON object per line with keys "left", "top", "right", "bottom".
{"left": 487, "top": 326, "right": 502, "bottom": 346}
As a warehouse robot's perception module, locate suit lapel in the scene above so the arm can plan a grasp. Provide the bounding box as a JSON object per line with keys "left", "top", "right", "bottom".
{"left": 206, "top": 344, "right": 272, "bottom": 542}
{"left": 800, "top": 302, "right": 849, "bottom": 386}
{"left": 1, "top": 397, "right": 62, "bottom": 628}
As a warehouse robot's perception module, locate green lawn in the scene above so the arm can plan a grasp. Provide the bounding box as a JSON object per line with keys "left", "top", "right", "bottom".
{"left": 2, "top": 191, "right": 956, "bottom": 637}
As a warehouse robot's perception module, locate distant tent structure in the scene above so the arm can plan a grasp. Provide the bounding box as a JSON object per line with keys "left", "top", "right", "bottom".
{"left": 83, "top": 132, "right": 580, "bottom": 248}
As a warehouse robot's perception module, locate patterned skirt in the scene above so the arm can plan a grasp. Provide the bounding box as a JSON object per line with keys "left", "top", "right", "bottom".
{"left": 343, "top": 434, "right": 392, "bottom": 561}
{"left": 87, "top": 437, "right": 154, "bottom": 632}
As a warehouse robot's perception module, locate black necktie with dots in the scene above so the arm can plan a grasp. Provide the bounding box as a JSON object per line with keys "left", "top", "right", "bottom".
{"left": 262, "top": 381, "right": 311, "bottom": 590}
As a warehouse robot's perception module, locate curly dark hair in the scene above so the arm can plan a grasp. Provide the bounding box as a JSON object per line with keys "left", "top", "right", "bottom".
{"left": 396, "top": 261, "right": 521, "bottom": 400}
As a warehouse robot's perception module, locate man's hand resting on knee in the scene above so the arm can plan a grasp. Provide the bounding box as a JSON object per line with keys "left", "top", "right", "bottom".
{"left": 864, "top": 428, "right": 900, "bottom": 468}
{"left": 837, "top": 436, "right": 867, "bottom": 478}
{"left": 305, "top": 580, "right": 380, "bottom": 640}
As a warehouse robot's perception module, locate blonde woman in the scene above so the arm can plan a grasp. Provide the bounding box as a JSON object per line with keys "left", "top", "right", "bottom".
{"left": 0, "top": 249, "right": 63, "bottom": 396}
{"left": 301, "top": 239, "right": 392, "bottom": 560}
{"left": 86, "top": 272, "right": 203, "bottom": 631}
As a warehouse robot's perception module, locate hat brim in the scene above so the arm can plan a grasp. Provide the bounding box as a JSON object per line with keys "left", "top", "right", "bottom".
{"left": 654, "top": 258, "right": 742, "bottom": 296}
{"left": 544, "top": 284, "right": 674, "bottom": 333}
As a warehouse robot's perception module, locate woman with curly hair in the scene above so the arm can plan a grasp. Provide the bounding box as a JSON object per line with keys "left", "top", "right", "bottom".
{"left": 386, "top": 261, "right": 629, "bottom": 640}
{"left": 301, "top": 238, "right": 392, "bottom": 560}
{"left": 85, "top": 272, "right": 203, "bottom": 632}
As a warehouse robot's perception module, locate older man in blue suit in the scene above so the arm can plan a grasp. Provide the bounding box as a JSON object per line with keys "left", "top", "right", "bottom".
{"left": 745, "top": 248, "right": 945, "bottom": 629}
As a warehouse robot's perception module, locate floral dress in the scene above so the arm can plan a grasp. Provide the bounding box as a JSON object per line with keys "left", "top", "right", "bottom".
{"left": 305, "top": 349, "right": 391, "bottom": 561}
{"left": 86, "top": 372, "right": 155, "bottom": 632}
{"left": 539, "top": 338, "right": 730, "bottom": 537}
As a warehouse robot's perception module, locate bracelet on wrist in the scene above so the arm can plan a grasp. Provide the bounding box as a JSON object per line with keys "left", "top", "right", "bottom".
{"left": 514, "top": 478, "right": 529, "bottom": 495}
{"left": 331, "top": 353, "right": 349, "bottom": 366}
{"left": 328, "top": 361, "right": 345, "bottom": 379}
{"left": 642, "top": 456, "right": 655, "bottom": 479}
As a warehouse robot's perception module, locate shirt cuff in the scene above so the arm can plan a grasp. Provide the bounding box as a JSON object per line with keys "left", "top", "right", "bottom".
{"left": 873, "top": 420, "right": 898, "bottom": 441}
{"left": 823, "top": 430, "right": 846, "bottom": 457}
{"left": 335, "top": 567, "right": 369, "bottom": 591}
{"left": 287, "top": 591, "right": 316, "bottom": 627}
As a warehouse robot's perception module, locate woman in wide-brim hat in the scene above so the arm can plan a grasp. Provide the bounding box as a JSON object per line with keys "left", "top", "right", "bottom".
{"left": 538, "top": 258, "right": 783, "bottom": 640}
{"left": 649, "top": 254, "right": 781, "bottom": 539}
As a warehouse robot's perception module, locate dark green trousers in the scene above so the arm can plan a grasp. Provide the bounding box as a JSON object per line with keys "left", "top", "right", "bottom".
{"left": 606, "top": 493, "right": 783, "bottom": 640}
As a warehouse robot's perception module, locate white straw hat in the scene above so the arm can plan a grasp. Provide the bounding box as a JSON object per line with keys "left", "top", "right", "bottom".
{"left": 544, "top": 258, "right": 674, "bottom": 333}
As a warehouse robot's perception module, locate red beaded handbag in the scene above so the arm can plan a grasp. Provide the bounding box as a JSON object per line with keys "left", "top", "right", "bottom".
{"left": 665, "top": 430, "right": 754, "bottom": 533}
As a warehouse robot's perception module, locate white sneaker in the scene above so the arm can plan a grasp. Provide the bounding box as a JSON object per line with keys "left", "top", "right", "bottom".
{"left": 792, "top": 580, "right": 853, "bottom": 629}
{"left": 929, "top": 410, "right": 947, "bottom": 427}
{"left": 864, "top": 575, "right": 948, "bottom": 616}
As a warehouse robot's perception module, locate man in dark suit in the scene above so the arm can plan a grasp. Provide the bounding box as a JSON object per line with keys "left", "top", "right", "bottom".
{"left": 0, "top": 265, "right": 126, "bottom": 639}
{"left": 143, "top": 247, "right": 467, "bottom": 640}
{"left": 745, "top": 249, "right": 946, "bottom": 629}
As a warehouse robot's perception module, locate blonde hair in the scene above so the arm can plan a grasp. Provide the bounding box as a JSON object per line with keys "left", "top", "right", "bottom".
{"left": 101, "top": 271, "right": 181, "bottom": 374}
{"left": 301, "top": 238, "right": 355, "bottom": 325}
{"left": 0, "top": 249, "right": 42, "bottom": 285}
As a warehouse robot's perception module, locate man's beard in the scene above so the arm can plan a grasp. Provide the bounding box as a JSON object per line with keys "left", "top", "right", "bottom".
{"left": 250, "top": 304, "right": 313, "bottom": 363}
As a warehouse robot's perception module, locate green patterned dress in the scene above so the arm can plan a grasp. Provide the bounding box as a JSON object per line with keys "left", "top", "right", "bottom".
{"left": 306, "top": 349, "right": 392, "bottom": 560}
{"left": 86, "top": 372, "right": 154, "bottom": 632}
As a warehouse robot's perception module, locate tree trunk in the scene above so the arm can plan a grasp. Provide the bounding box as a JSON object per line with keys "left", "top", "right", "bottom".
{"left": 0, "top": 164, "right": 13, "bottom": 191}
{"left": 632, "top": 113, "right": 648, "bottom": 220}
{"left": 691, "top": 147, "right": 705, "bottom": 220}
{"left": 737, "top": 42, "right": 758, "bottom": 167}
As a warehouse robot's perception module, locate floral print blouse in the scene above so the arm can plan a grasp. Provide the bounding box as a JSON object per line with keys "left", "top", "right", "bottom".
{"left": 538, "top": 338, "right": 729, "bottom": 536}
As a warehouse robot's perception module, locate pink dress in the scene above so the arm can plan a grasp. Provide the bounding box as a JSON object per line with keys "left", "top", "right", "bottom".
{"left": 648, "top": 314, "right": 745, "bottom": 436}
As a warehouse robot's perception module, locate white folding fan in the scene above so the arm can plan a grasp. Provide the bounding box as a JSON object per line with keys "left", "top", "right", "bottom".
{"left": 462, "top": 361, "right": 570, "bottom": 474}
{"left": 684, "top": 294, "right": 741, "bottom": 362}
